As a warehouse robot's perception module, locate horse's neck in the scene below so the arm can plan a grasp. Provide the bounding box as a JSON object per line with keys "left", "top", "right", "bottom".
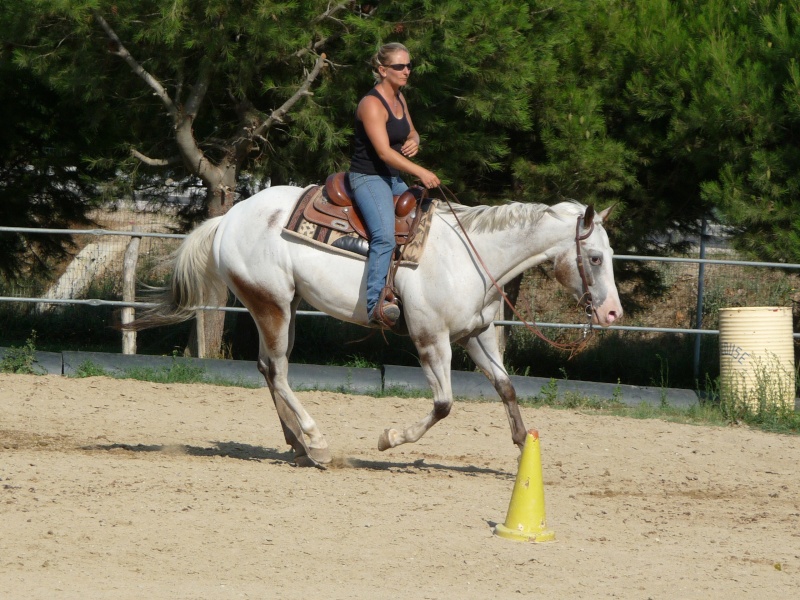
{"left": 466, "top": 214, "right": 569, "bottom": 285}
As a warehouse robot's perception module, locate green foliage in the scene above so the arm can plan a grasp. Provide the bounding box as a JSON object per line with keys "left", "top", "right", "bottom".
{"left": 4, "top": 0, "right": 800, "bottom": 374}
{"left": 1, "top": 1, "right": 539, "bottom": 207}
{"left": 119, "top": 359, "right": 208, "bottom": 385}
{"left": 519, "top": 382, "right": 623, "bottom": 411}
{"left": 537, "top": 378, "right": 560, "bottom": 404}
{"left": 0, "top": 62, "right": 117, "bottom": 279}
{"left": 72, "top": 360, "right": 110, "bottom": 378}
{"left": 703, "top": 370, "right": 800, "bottom": 434}
{"left": 509, "top": 0, "right": 800, "bottom": 262}
{"left": 4, "top": 0, "right": 800, "bottom": 266}
{"left": 340, "top": 355, "right": 380, "bottom": 369}
{"left": 715, "top": 352, "right": 798, "bottom": 427}
{"left": 67, "top": 355, "right": 259, "bottom": 387}
{"left": 0, "top": 331, "right": 45, "bottom": 375}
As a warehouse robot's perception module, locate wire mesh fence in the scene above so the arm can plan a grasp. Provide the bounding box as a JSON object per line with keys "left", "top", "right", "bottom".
{"left": 1, "top": 203, "right": 184, "bottom": 304}
{"left": 2, "top": 205, "right": 799, "bottom": 348}
{"left": 3, "top": 204, "right": 800, "bottom": 392}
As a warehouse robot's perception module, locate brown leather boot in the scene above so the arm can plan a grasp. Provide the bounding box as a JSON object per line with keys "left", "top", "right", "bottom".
{"left": 369, "top": 302, "right": 401, "bottom": 328}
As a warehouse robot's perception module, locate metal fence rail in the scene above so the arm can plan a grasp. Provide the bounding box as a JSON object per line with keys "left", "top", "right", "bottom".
{"left": 2, "top": 224, "right": 799, "bottom": 342}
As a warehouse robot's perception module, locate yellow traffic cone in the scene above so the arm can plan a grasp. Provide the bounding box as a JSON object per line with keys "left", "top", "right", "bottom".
{"left": 494, "top": 429, "right": 555, "bottom": 542}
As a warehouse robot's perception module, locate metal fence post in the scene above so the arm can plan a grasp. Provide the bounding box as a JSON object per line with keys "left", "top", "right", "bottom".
{"left": 693, "top": 219, "right": 708, "bottom": 383}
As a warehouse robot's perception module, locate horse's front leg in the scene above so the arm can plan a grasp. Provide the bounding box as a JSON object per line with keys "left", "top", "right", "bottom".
{"left": 378, "top": 333, "right": 453, "bottom": 451}
{"left": 458, "top": 325, "right": 528, "bottom": 451}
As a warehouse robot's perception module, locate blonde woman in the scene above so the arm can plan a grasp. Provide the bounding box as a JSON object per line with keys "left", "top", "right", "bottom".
{"left": 348, "top": 42, "right": 440, "bottom": 327}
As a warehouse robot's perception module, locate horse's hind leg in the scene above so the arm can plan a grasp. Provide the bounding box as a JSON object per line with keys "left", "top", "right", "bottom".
{"left": 249, "top": 295, "right": 331, "bottom": 467}
{"left": 257, "top": 355, "right": 330, "bottom": 467}
{"left": 458, "top": 325, "right": 528, "bottom": 451}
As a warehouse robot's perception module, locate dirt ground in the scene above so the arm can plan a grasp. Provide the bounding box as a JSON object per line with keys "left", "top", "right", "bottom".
{"left": 1, "top": 374, "right": 798, "bottom": 599}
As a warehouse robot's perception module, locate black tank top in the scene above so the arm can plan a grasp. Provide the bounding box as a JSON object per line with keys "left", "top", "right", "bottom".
{"left": 349, "top": 88, "right": 411, "bottom": 177}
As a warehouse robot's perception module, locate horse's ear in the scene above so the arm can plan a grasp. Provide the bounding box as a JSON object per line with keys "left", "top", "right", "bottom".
{"left": 597, "top": 203, "right": 617, "bottom": 222}
{"left": 583, "top": 205, "right": 595, "bottom": 228}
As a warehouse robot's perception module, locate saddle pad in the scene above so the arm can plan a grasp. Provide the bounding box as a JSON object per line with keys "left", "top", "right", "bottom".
{"left": 283, "top": 185, "right": 436, "bottom": 266}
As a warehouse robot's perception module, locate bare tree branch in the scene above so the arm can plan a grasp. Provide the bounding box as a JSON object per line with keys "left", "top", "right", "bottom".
{"left": 296, "top": 2, "right": 351, "bottom": 58}
{"left": 96, "top": 11, "right": 210, "bottom": 184}
{"left": 254, "top": 53, "right": 328, "bottom": 138}
{"left": 311, "top": 2, "right": 349, "bottom": 25}
{"left": 130, "top": 148, "right": 182, "bottom": 167}
{"left": 184, "top": 66, "right": 212, "bottom": 120}
{"left": 93, "top": 12, "right": 178, "bottom": 120}
{"left": 295, "top": 32, "right": 343, "bottom": 58}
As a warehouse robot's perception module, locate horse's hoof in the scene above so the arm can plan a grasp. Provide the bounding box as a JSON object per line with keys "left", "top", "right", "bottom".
{"left": 292, "top": 441, "right": 332, "bottom": 467}
{"left": 307, "top": 444, "right": 332, "bottom": 465}
{"left": 377, "top": 428, "right": 394, "bottom": 451}
{"left": 294, "top": 455, "right": 328, "bottom": 469}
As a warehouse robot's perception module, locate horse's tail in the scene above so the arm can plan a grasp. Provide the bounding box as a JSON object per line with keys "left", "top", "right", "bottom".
{"left": 124, "top": 217, "right": 227, "bottom": 331}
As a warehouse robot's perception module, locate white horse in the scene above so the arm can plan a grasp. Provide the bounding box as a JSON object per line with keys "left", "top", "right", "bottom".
{"left": 132, "top": 185, "right": 622, "bottom": 466}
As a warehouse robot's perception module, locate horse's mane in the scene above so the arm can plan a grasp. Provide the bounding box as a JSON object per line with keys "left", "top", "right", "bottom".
{"left": 443, "top": 200, "right": 586, "bottom": 233}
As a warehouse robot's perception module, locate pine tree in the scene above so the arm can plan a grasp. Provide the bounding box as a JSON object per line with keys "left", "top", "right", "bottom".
{"left": 1, "top": 0, "right": 542, "bottom": 352}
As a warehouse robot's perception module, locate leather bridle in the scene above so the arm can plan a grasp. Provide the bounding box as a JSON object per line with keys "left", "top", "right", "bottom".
{"left": 575, "top": 215, "right": 597, "bottom": 322}
{"left": 439, "top": 185, "right": 597, "bottom": 356}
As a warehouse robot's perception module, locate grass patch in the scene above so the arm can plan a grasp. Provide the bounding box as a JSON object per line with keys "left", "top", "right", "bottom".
{"left": 517, "top": 390, "right": 796, "bottom": 431}
{"left": 68, "top": 356, "right": 260, "bottom": 388}
{"left": 514, "top": 375, "right": 799, "bottom": 433}
{"left": 377, "top": 384, "right": 433, "bottom": 399}
{"left": 0, "top": 332, "right": 45, "bottom": 375}
{"left": 341, "top": 355, "right": 381, "bottom": 369}
{"left": 64, "top": 361, "right": 797, "bottom": 434}
{"left": 73, "top": 360, "right": 110, "bottom": 378}
{"left": 519, "top": 382, "right": 626, "bottom": 413}
{"left": 119, "top": 360, "right": 208, "bottom": 384}
{"left": 5, "top": 325, "right": 798, "bottom": 435}
{"left": 116, "top": 361, "right": 260, "bottom": 388}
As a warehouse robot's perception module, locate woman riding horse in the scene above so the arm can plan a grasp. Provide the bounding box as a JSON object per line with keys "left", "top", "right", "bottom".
{"left": 348, "top": 42, "right": 440, "bottom": 328}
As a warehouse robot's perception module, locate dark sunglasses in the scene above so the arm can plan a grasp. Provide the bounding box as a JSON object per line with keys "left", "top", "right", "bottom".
{"left": 384, "top": 63, "right": 413, "bottom": 71}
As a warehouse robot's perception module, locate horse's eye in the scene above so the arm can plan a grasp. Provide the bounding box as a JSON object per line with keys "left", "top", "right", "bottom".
{"left": 590, "top": 255, "right": 602, "bottom": 266}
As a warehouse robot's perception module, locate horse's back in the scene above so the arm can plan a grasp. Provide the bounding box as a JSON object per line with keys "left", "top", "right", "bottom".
{"left": 212, "top": 185, "right": 369, "bottom": 321}
{"left": 224, "top": 186, "right": 302, "bottom": 228}
{"left": 213, "top": 186, "right": 304, "bottom": 289}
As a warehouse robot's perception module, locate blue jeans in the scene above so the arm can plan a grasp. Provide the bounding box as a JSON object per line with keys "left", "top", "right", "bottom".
{"left": 348, "top": 172, "right": 408, "bottom": 316}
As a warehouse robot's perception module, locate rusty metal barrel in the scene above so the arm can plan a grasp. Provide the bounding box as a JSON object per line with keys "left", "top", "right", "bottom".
{"left": 719, "top": 307, "right": 795, "bottom": 411}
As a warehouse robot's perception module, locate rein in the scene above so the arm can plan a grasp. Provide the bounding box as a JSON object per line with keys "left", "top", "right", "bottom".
{"left": 437, "top": 185, "right": 596, "bottom": 357}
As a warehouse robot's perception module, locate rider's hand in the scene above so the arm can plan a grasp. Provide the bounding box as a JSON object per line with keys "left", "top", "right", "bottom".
{"left": 401, "top": 139, "right": 420, "bottom": 158}
{"left": 418, "top": 169, "right": 440, "bottom": 189}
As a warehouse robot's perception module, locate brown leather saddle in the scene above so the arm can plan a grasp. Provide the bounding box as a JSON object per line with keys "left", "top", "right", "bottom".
{"left": 302, "top": 172, "right": 426, "bottom": 247}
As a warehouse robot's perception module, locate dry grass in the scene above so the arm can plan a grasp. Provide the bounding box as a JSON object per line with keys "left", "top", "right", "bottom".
{"left": 520, "top": 256, "right": 800, "bottom": 332}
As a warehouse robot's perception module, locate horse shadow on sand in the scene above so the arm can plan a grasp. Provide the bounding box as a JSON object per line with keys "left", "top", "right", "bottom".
{"left": 84, "top": 440, "right": 293, "bottom": 463}
{"left": 84, "top": 441, "right": 512, "bottom": 478}
{"left": 343, "top": 456, "right": 511, "bottom": 479}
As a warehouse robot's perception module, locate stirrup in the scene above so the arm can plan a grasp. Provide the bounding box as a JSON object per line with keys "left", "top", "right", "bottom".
{"left": 369, "top": 301, "right": 400, "bottom": 328}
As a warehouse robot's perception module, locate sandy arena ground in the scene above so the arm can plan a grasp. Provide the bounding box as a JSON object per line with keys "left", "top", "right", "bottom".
{"left": 1, "top": 373, "right": 798, "bottom": 599}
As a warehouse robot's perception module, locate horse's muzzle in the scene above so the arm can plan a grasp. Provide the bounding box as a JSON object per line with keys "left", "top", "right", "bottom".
{"left": 592, "top": 297, "right": 623, "bottom": 327}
